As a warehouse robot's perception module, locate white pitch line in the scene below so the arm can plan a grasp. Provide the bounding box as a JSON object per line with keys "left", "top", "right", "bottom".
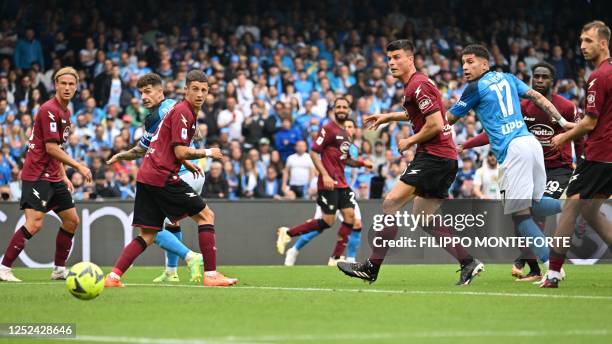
{"left": 25, "top": 329, "right": 612, "bottom": 344}
{"left": 2, "top": 281, "right": 612, "bottom": 301}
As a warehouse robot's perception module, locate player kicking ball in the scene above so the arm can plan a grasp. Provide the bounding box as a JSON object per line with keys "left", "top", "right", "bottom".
{"left": 276, "top": 98, "right": 371, "bottom": 266}
{"left": 104, "top": 70, "right": 237, "bottom": 288}
{"left": 284, "top": 119, "right": 366, "bottom": 266}
{"left": 106, "top": 73, "right": 204, "bottom": 283}
{"left": 0, "top": 67, "right": 92, "bottom": 282}
{"left": 337, "top": 40, "right": 483, "bottom": 285}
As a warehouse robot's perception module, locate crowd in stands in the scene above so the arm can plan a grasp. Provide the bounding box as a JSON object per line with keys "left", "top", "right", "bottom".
{"left": 0, "top": 0, "right": 604, "bottom": 201}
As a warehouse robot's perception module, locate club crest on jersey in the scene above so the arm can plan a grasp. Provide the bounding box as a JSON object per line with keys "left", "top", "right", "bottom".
{"left": 587, "top": 91, "right": 596, "bottom": 106}
{"left": 62, "top": 126, "right": 70, "bottom": 142}
{"left": 340, "top": 141, "right": 351, "bottom": 155}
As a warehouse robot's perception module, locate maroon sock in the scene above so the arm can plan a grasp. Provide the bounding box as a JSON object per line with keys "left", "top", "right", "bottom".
{"left": 287, "top": 219, "right": 330, "bottom": 237}
{"left": 331, "top": 222, "right": 353, "bottom": 258}
{"left": 111, "top": 236, "right": 147, "bottom": 276}
{"left": 1, "top": 226, "right": 32, "bottom": 268}
{"left": 549, "top": 250, "right": 565, "bottom": 272}
{"left": 54, "top": 227, "right": 74, "bottom": 267}
{"left": 369, "top": 224, "right": 398, "bottom": 266}
{"left": 425, "top": 225, "right": 473, "bottom": 264}
{"left": 198, "top": 224, "right": 217, "bottom": 272}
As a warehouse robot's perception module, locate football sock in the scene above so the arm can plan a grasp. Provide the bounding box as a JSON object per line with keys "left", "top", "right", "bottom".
{"left": 1, "top": 226, "right": 32, "bottom": 268}
{"left": 532, "top": 197, "right": 562, "bottom": 217}
{"left": 369, "top": 224, "right": 398, "bottom": 266}
{"left": 526, "top": 258, "right": 541, "bottom": 275}
{"left": 513, "top": 215, "right": 550, "bottom": 263}
{"left": 294, "top": 230, "right": 322, "bottom": 250}
{"left": 198, "top": 224, "right": 216, "bottom": 272}
{"left": 111, "top": 236, "right": 148, "bottom": 276}
{"left": 423, "top": 224, "right": 473, "bottom": 265}
{"left": 288, "top": 219, "right": 330, "bottom": 237}
{"left": 155, "top": 228, "right": 189, "bottom": 268}
{"left": 54, "top": 227, "right": 74, "bottom": 267}
{"left": 549, "top": 250, "right": 565, "bottom": 273}
{"left": 332, "top": 222, "right": 353, "bottom": 258}
{"left": 347, "top": 228, "right": 362, "bottom": 259}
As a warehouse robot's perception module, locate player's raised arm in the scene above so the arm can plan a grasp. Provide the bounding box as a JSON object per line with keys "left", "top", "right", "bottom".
{"left": 447, "top": 81, "right": 480, "bottom": 125}
{"left": 523, "top": 89, "right": 574, "bottom": 129}
{"left": 363, "top": 111, "right": 410, "bottom": 130}
{"left": 106, "top": 144, "right": 147, "bottom": 164}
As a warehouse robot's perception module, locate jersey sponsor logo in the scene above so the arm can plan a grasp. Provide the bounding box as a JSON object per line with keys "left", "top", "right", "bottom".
{"left": 456, "top": 100, "right": 467, "bottom": 107}
{"left": 336, "top": 136, "right": 344, "bottom": 140}
{"left": 32, "top": 188, "right": 40, "bottom": 199}
{"left": 61, "top": 119, "right": 67, "bottom": 124}
{"left": 529, "top": 124, "right": 554, "bottom": 141}
{"left": 186, "top": 192, "right": 197, "bottom": 198}
{"left": 418, "top": 97, "right": 432, "bottom": 111}
{"left": 588, "top": 78, "right": 597, "bottom": 89}
{"left": 415, "top": 85, "right": 422, "bottom": 98}
{"left": 50, "top": 122, "right": 57, "bottom": 132}
{"left": 523, "top": 116, "right": 536, "bottom": 122}
{"left": 339, "top": 141, "right": 351, "bottom": 159}
{"left": 180, "top": 114, "right": 188, "bottom": 127}
{"left": 181, "top": 128, "right": 188, "bottom": 140}
{"left": 405, "top": 169, "right": 420, "bottom": 175}
{"left": 47, "top": 111, "right": 55, "bottom": 121}
{"left": 587, "top": 91, "right": 596, "bottom": 106}
{"left": 501, "top": 119, "right": 524, "bottom": 135}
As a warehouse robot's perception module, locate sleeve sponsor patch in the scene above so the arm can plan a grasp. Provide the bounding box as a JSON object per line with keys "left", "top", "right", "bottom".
{"left": 181, "top": 128, "right": 188, "bottom": 140}
{"left": 50, "top": 122, "right": 57, "bottom": 133}
{"left": 586, "top": 91, "right": 596, "bottom": 107}
{"left": 418, "top": 97, "right": 432, "bottom": 111}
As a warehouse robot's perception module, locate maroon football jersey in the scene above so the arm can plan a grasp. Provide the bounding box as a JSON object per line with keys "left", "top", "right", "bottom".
{"left": 521, "top": 94, "right": 578, "bottom": 169}
{"left": 21, "top": 97, "right": 72, "bottom": 182}
{"left": 583, "top": 58, "right": 612, "bottom": 162}
{"left": 137, "top": 100, "right": 196, "bottom": 187}
{"left": 402, "top": 72, "right": 456, "bottom": 160}
{"left": 312, "top": 121, "right": 350, "bottom": 190}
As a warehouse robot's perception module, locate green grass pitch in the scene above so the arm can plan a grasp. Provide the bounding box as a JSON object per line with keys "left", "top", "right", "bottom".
{"left": 1, "top": 264, "right": 611, "bottom": 344}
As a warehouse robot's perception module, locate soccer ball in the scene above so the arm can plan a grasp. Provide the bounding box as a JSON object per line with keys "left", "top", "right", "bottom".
{"left": 65, "top": 262, "right": 105, "bottom": 300}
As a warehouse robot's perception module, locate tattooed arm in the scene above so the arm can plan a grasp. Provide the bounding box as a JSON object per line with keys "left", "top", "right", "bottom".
{"left": 106, "top": 145, "right": 147, "bottom": 164}
{"left": 523, "top": 89, "right": 576, "bottom": 129}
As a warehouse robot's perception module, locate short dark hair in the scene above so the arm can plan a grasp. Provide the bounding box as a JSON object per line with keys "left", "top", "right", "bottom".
{"left": 333, "top": 96, "right": 350, "bottom": 107}
{"left": 186, "top": 70, "right": 208, "bottom": 85}
{"left": 344, "top": 118, "right": 356, "bottom": 126}
{"left": 461, "top": 44, "right": 490, "bottom": 60}
{"left": 582, "top": 20, "right": 611, "bottom": 43}
{"left": 386, "top": 39, "right": 415, "bottom": 53}
{"left": 136, "top": 73, "right": 162, "bottom": 89}
{"left": 531, "top": 61, "right": 556, "bottom": 78}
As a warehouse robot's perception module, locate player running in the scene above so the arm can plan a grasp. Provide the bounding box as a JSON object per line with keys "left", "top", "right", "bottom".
{"left": 276, "top": 97, "right": 372, "bottom": 266}
{"left": 106, "top": 72, "right": 204, "bottom": 283}
{"left": 460, "top": 61, "right": 580, "bottom": 281}
{"left": 0, "top": 67, "right": 93, "bottom": 282}
{"left": 337, "top": 40, "right": 483, "bottom": 285}
{"left": 541, "top": 20, "right": 612, "bottom": 288}
{"left": 283, "top": 118, "right": 365, "bottom": 266}
{"left": 446, "top": 44, "right": 571, "bottom": 276}
{"left": 104, "top": 70, "right": 237, "bottom": 288}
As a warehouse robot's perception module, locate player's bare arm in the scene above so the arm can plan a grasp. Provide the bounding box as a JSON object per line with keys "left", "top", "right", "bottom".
{"left": 524, "top": 89, "right": 576, "bottom": 129}
{"left": 346, "top": 158, "right": 373, "bottom": 169}
{"left": 309, "top": 150, "right": 334, "bottom": 190}
{"left": 59, "top": 163, "right": 74, "bottom": 193}
{"left": 106, "top": 144, "right": 147, "bottom": 164}
{"left": 174, "top": 145, "right": 223, "bottom": 160}
{"left": 446, "top": 111, "right": 460, "bottom": 125}
{"left": 551, "top": 113, "right": 598, "bottom": 150}
{"left": 181, "top": 160, "right": 203, "bottom": 178}
{"left": 45, "top": 142, "right": 92, "bottom": 182}
{"left": 398, "top": 111, "right": 444, "bottom": 153}
{"left": 363, "top": 111, "right": 410, "bottom": 130}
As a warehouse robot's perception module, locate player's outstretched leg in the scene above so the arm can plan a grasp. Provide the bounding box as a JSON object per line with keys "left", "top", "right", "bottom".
{"left": 285, "top": 231, "right": 322, "bottom": 266}
{"left": 153, "top": 225, "right": 203, "bottom": 283}
{"left": 0, "top": 209, "right": 47, "bottom": 282}
{"left": 346, "top": 226, "right": 362, "bottom": 263}
{"left": 105, "top": 229, "right": 157, "bottom": 288}
{"left": 277, "top": 218, "right": 331, "bottom": 255}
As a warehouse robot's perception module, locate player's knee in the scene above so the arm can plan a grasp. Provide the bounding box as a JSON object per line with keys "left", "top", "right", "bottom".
{"left": 200, "top": 206, "right": 215, "bottom": 224}
{"left": 321, "top": 215, "right": 335, "bottom": 226}
{"left": 26, "top": 220, "right": 44, "bottom": 235}
{"left": 62, "top": 216, "right": 79, "bottom": 232}
{"left": 138, "top": 230, "right": 157, "bottom": 245}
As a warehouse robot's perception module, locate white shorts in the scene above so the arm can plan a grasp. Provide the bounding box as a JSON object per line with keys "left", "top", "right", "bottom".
{"left": 498, "top": 135, "right": 546, "bottom": 214}
{"left": 163, "top": 172, "right": 206, "bottom": 226}
{"left": 313, "top": 202, "right": 362, "bottom": 222}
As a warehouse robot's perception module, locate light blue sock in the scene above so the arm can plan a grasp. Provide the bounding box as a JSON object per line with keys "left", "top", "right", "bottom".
{"left": 517, "top": 218, "right": 550, "bottom": 263}
{"left": 532, "top": 197, "right": 561, "bottom": 217}
{"left": 154, "top": 229, "right": 190, "bottom": 268}
{"left": 347, "top": 229, "right": 362, "bottom": 259}
{"left": 166, "top": 229, "right": 183, "bottom": 268}
{"left": 294, "top": 230, "right": 322, "bottom": 251}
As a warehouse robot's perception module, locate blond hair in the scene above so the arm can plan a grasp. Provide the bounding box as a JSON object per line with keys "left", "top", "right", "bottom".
{"left": 54, "top": 67, "right": 79, "bottom": 83}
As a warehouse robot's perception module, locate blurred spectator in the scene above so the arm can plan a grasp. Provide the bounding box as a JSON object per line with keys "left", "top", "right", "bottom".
{"left": 205, "top": 161, "right": 229, "bottom": 199}
{"left": 275, "top": 118, "right": 300, "bottom": 161}
{"left": 282, "top": 140, "right": 314, "bottom": 199}
{"left": 473, "top": 151, "right": 501, "bottom": 200}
